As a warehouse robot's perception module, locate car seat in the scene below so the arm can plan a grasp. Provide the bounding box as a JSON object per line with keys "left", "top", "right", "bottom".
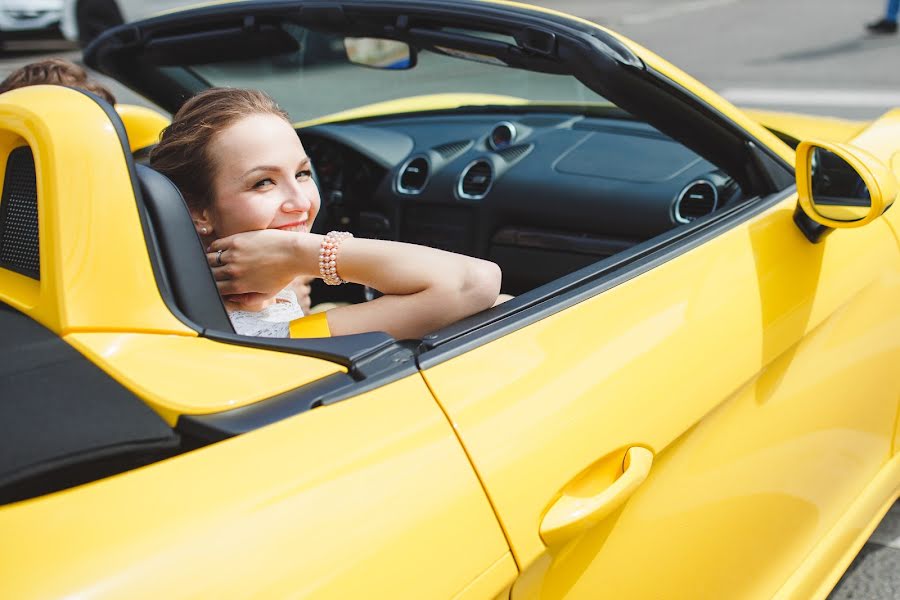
{"left": 134, "top": 163, "right": 234, "bottom": 332}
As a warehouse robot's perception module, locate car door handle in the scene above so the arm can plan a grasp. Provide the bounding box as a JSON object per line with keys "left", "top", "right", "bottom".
{"left": 540, "top": 446, "right": 653, "bottom": 548}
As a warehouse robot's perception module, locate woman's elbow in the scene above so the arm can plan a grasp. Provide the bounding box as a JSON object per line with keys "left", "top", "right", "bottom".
{"left": 460, "top": 259, "right": 502, "bottom": 313}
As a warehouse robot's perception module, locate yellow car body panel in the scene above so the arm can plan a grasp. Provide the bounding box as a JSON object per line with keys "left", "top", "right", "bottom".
{"left": 297, "top": 93, "right": 530, "bottom": 127}
{"left": 453, "top": 553, "right": 518, "bottom": 600}
{"left": 0, "top": 375, "right": 515, "bottom": 599}
{"left": 834, "top": 110, "right": 900, "bottom": 463}
{"left": 742, "top": 108, "right": 869, "bottom": 145}
{"left": 775, "top": 455, "right": 900, "bottom": 599}
{"left": 114, "top": 103, "right": 170, "bottom": 152}
{"left": 0, "top": 85, "right": 191, "bottom": 336}
{"left": 423, "top": 191, "right": 900, "bottom": 598}
{"left": 66, "top": 332, "right": 344, "bottom": 424}
{"left": 837, "top": 108, "right": 900, "bottom": 237}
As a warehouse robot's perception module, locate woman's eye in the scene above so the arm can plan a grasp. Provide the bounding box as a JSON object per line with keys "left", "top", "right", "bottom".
{"left": 296, "top": 170, "right": 312, "bottom": 181}
{"left": 253, "top": 178, "right": 274, "bottom": 189}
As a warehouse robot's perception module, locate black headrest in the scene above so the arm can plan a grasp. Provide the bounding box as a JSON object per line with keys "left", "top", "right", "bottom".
{"left": 135, "top": 164, "right": 233, "bottom": 333}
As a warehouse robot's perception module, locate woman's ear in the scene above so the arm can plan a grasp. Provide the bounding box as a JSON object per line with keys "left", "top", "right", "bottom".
{"left": 191, "top": 208, "right": 213, "bottom": 236}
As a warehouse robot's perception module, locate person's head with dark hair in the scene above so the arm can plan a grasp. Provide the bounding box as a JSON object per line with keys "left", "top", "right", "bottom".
{"left": 0, "top": 58, "right": 117, "bottom": 104}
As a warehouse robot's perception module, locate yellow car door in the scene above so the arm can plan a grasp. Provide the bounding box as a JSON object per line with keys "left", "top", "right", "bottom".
{"left": 420, "top": 183, "right": 900, "bottom": 598}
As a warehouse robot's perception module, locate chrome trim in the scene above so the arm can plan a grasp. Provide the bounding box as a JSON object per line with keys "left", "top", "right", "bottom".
{"left": 395, "top": 155, "right": 430, "bottom": 195}
{"left": 457, "top": 159, "right": 494, "bottom": 200}
{"left": 674, "top": 179, "right": 718, "bottom": 224}
{"left": 487, "top": 121, "right": 518, "bottom": 151}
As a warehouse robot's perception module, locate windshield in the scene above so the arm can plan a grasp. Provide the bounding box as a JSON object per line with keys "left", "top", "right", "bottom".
{"left": 183, "top": 25, "right": 612, "bottom": 123}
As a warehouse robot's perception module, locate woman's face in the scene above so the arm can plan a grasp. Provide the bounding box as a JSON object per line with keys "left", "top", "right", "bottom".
{"left": 201, "top": 113, "right": 320, "bottom": 239}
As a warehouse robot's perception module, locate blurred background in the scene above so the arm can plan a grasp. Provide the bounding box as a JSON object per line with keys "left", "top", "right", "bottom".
{"left": 6, "top": 0, "right": 900, "bottom": 120}
{"left": 1, "top": 1, "right": 897, "bottom": 597}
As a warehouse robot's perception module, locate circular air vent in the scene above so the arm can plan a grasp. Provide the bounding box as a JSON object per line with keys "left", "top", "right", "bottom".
{"left": 396, "top": 156, "right": 430, "bottom": 194}
{"left": 674, "top": 180, "right": 718, "bottom": 223}
{"left": 458, "top": 160, "right": 494, "bottom": 199}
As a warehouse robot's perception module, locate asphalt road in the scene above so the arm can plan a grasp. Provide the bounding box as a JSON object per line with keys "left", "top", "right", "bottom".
{"left": 553, "top": 0, "right": 900, "bottom": 120}
{"left": 1, "top": 1, "right": 898, "bottom": 597}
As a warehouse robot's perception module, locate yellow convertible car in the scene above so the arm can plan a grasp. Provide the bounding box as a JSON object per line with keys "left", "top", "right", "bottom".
{"left": 1, "top": 1, "right": 898, "bottom": 598}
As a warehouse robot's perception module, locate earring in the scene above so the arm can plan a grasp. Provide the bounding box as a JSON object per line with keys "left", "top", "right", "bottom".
{"left": 200, "top": 227, "right": 208, "bottom": 235}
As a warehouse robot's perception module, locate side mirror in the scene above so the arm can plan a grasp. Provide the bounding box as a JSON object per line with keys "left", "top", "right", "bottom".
{"left": 795, "top": 140, "right": 896, "bottom": 233}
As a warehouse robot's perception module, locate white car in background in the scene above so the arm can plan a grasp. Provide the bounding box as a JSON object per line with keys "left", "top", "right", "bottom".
{"left": 60, "top": 0, "right": 192, "bottom": 46}
{"left": 0, "top": 0, "right": 63, "bottom": 36}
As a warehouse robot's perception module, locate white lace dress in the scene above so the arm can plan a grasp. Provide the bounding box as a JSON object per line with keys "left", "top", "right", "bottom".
{"left": 228, "top": 289, "right": 305, "bottom": 338}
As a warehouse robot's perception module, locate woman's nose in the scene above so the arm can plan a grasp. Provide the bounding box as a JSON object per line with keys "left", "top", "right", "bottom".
{"left": 283, "top": 181, "right": 312, "bottom": 212}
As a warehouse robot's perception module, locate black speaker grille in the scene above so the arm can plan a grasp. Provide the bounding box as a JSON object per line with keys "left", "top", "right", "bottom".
{"left": 498, "top": 143, "right": 533, "bottom": 163}
{"left": 433, "top": 140, "right": 472, "bottom": 159}
{"left": 0, "top": 147, "right": 39, "bottom": 279}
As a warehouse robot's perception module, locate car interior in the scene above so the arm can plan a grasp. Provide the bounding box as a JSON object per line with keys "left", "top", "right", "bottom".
{"left": 82, "top": 4, "right": 797, "bottom": 350}
{"left": 300, "top": 108, "right": 742, "bottom": 300}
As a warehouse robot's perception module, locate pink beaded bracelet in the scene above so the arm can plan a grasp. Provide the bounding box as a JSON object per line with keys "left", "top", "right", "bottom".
{"left": 319, "top": 231, "right": 353, "bottom": 285}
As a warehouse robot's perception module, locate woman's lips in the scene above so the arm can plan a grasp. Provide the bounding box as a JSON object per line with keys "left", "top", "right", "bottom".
{"left": 274, "top": 221, "right": 308, "bottom": 233}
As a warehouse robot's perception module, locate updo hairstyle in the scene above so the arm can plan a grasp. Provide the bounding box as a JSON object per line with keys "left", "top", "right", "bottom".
{"left": 149, "top": 87, "right": 291, "bottom": 212}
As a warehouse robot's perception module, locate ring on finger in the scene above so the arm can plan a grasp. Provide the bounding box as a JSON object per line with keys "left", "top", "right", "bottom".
{"left": 216, "top": 249, "right": 225, "bottom": 266}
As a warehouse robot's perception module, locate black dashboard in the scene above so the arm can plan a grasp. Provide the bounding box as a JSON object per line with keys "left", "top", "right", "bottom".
{"left": 300, "top": 110, "right": 740, "bottom": 295}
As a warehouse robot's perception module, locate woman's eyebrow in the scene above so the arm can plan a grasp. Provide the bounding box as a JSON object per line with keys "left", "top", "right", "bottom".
{"left": 241, "top": 157, "right": 310, "bottom": 178}
{"left": 241, "top": 165, "right": 278, "bottom": 178}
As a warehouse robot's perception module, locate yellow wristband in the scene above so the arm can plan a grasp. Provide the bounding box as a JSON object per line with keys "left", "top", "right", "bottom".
{"left": 288, "top": 311, "right": 331, "bottom": 338}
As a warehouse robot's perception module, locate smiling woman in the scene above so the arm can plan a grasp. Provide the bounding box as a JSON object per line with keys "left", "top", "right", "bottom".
{"left": 149, "top": 87, "right": 502, "bottom": 340}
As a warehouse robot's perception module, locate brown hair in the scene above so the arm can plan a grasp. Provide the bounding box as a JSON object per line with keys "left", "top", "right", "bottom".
{"left": 149, "top": 87, "right": 290, "bottom": 212}
{"left": 0, "top": 58, "right": 116, "bottom": 104}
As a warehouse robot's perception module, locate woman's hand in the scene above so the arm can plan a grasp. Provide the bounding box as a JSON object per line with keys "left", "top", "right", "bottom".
{"left": 206, "top": 229, "right": 313, "bottom": 297}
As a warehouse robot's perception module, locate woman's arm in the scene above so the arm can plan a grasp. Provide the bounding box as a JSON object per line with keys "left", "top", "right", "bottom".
{"left": 207, "top": 230, "right": 501, "bottom": 339}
